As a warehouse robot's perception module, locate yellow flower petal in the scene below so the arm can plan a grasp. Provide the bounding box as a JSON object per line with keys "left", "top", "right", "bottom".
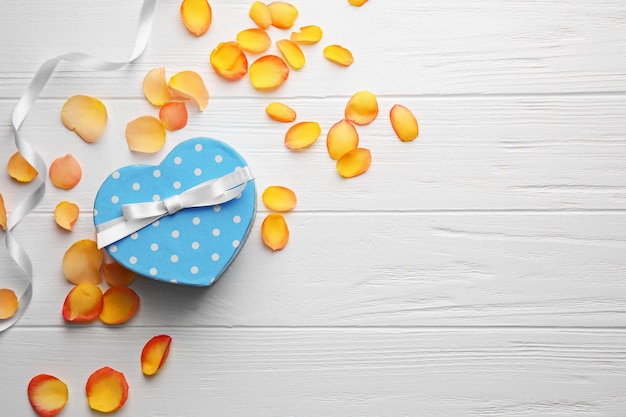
{"left": 348, "top": 0, "right": 368, "bottom": 6}
{"left": 268, "top": 2, "right": 298, "bottom": 29}
{"left": 86, "top": 367, "right": 129, "bottom": 413}
{"left": 284, "top": 121, "right": 321, "bottom": 150}
{"left": 62, "top": 239, "right": 103, "bottom": 285}
{"left": 336, "top": 148, "right": 371, "bottom": 178}
{"left": 141, "top": 335, "right": 172, "bottom": 376}
{"left": 0, "top": 193, "right": 7, "bottom": 231}
{"left": 276, "top": 39, "right": 305, "bottom": 69}
{"left": 54, "top": 201, "right": 80, "bottom": 231}
{"left": 159, "top": 101, "right": 188, "bottom": 131}
{"left": 249, "top": 1, "right": 272, "bottom": 29}
{"left": 168, "top": 70, "right": 209, "bottom": 110}
{"left": 7, "top": 151, "right": 38, "bottom": 183}
{"left": 126, "top": 116, "right": 167, "bottom": 153}
{"left": 210, "top": 42, "right": 249, "bottom": 80}
{"left": 261, "top": 214, "right": 289, "bottom": 251}
{"left": 326, "top": 119, "right": 359, "bottom": 160}
{"left": 237, "top": 28, "right": 271, "bottom": 53}
{"left": 0, "top": 288, "right": 18, "bottom": 319}
{"left": 99, "top": 287, "right": 140, "bottom": 325}
{"left": 49, "top": 154, "right": 82, "bottom": 190}
{"left": 249, "top": 55, "right": 290, "bottom": 90}
{"left": 262, "top": 186, "right": 297, "bottom": 212}
{"left": 323, "top": 44, "right": 354, "bottom": 66}
{"left": 290, "top": 25, "right": 323, "bottom": 44}
{"left": 28, "top": 374, "right": 68, "bottom": 417}
{"left": 180, "top": 0, "right": 212, "bottom": 36}
{"left": 390, "top": 104, "right": 419, "bottom": 142}
{"left": 62, "top": 283, "right": 103, "bottom": 323}
{"left": 61, "top": 95, "right": 108, "bottom": 143}
{"left": 143, "top": 67, "right": 171, "bottom": 106}
{"left": 102, "top": 261, "right": 136, "bottom": 287}
{"left": 265, "top": 102, "right": 296, "bottom": 122}
{"left": 345, "top": 90, "right": 378, "bottom": 125}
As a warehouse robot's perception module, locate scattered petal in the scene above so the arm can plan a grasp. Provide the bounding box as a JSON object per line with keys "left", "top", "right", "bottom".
{"left": 390, "top": 104, "right": 419, "bottom": 142}
{"left": 102, "top": 261, "right": 136, "bottom": 287}
{"left": 86, "top": 367, "right": 129, "bottom": 413}
{"left": 326, "top": 119, "right": 359, "bottom": 160}
{"left": 0, "top": 193, "right": 6, "bottom": 231}
{"left": 268, "top": 1, "right": 298, "bottom": 29}
{"left": 265, "top": 102, "right": 296, "bottom": 122}
{"left": 249, "top": 1, "right": 272, "bottom": 29}
{"left": 323, "top": 44, "right": 354, "bottom": 66}
{"left": 61, "top": 95, "right": 107, "bottom": 143}
{"left": 62, "top": 239, "right": 103, "bottom": 285}
{"left": 276, "top": 39, "right": 305, "bottom": 69}
{"left": 99, "top": 286, "right": 140, "bottom": 325}
{"left": 210, "top": 42, "right": 249, "bottom": 80}
{"left": 336, "top": 148, "right": 372, "bottom": 178}
{"left": 168, "top": 70, "right": 209, "bottom": 110}
{"left": 348, "top": 0, "right": 368, "bottom": 5}
{"left": 249, "top": 55, "right": 289, "bottom": 90}
{"left": 142, "top": 67, "right": 171, "bottom": 106}
{"left": 159, "top": 101, "right": 188, "bottom": 131}
{"left": 237, "top": 28, "right": 271, "bottom": 53}
{"left": 290, "top": 25, "right": 323, "bottom": 44}
{"left": 0, "top": 288, "right": 18, "bottom": 320}
{"left": 49, "top": 154, "right": 82, "bottom": 190}
{"left": 54, "top": 201, "right": 79, "bottom": 231}
{"left": 27, "top": 374, "right": 68, "bottom": 417}
{"left": 284, "top": 121, "right": 321, "bottom": 150}
{"left": 141, "top": 335, "right": 172, "bottom": 376}
{"left": 261, "top": 214, "right": 289, "bottom": 251}
{"left": 262, "top": 186, "right": 297, "bottom": 212}
{"left": 7, "top": 152, "right": 38, "bottom": 183}
{"left": 180, "top": 0, "right": 212, "bottom": 36}
{"left": 126, "top": 116, "right": 167, "bottom": 153}
{"left": 62, "top": 283, "right": 103, "bottom": 323}
{"left": 345, "top": 90, "right": 378, "bottom": 125}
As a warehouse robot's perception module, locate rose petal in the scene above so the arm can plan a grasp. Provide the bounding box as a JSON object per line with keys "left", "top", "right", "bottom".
{"left": 290, "top": 25, "right": 323, "bottom": 44}
{"left": 62, "top": 239, "right": 103, "bottom": 285}
{"left": 126, "top": 116, "right": 166, "bottom": 153}
{"left": 28, "top": 374, "right": 68, "bottom": 417}
{"left": 61, "top": 95, "right": 108, "bottom": 143}
{"left": 86, "top": 367, "right": 129, "bottom": 413}
{"left": 348, "top": 0, "right": 368, "bottom": 5}
{"left": 284, "top": 121, "right": 321, "bottom": 150}
{"left": 249, "top": 1, "right": 272, "bottom": 29}
{"left": 268, "top": 1, "right": 298, "bottom": 29}
{"left": 276, "top": 39, "right": 305, "bottom": 69}
{"left": 336, "top": 148, "right": 372, "bottom": 178}
{"left": 0, "top": 193, "right": 7, "bottom": 231}
{"left": 265, "top": 102, "right": 296, "bottom": 122}
{"left": 210, "top": 42, "right": 249, "bottom": 80}
{"left": 345, "top": 90, "right": 378, "bottom": 125}
{"left": 249, "top": 55, "right": 289, "bottom": 90}
{"left": 180, "top": 0, "right": 212, "bottom": 36}
{"left": 159, "top": 101, "right": 188, "bottom": 131}
{"left": 236, "top": 28, "right": 271, "bottom": 53}
{"left": 141, "top": 335, "right": 172, "bottom": 376}
{"left": 262, "top": 186, "right": 297, "bottom": 212}
{"left": 62, "top": 283, "right": 103, "bottom": 323}
{"left": 323, "top": 44, "right": 354, "bottom": 66}
{"left": 326, "top": 119, "right": 359, "bottom": 160}
{"left": 102, "top": 261, "right": 136, "bottom": 287}
{"left": 49, "top": 154, "right": 82, "bottom": 190}
{"left": 261, "top": 214, "right": 289, "bottom": 251}
{"left": 143, "top": 67, "right": 171, "bottom": 106}
{"left": 390, "top": 104, "right": 419, "bottom": 142}
{"left": 99, "top": 286, "right": 140, "bottom": 325}
{"left": 7, "top": 151, "right": 38, "bottom": 183}
{"left": 54, "top": 201, "right": 79, "bottom": 231}
{"left": 0, "top": 288, "right": 18, "bottom": 320}
{"left": 168, "top": 70, "right": 209, "bottom": 110}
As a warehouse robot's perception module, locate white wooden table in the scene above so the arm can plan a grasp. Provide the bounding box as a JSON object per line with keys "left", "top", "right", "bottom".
{"left": 2, "top": 0, "right": 626, "bottom": 415}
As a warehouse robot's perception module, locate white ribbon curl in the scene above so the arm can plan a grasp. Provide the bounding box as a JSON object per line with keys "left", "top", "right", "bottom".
{"left": 2, "top": 0, "right": 157, "bottom": 332}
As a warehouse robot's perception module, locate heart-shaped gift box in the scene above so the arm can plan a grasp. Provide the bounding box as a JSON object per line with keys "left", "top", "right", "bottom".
{"left": 93, "top": 137, "right": 256, "bottom": 286}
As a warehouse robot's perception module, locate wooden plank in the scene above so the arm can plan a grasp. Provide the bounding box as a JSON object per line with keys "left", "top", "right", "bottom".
{"left": 1, "top": 327, "right": 626, "bottom": 416}
{"left": 0, "top": 0, "right": 625, "bottom": 97}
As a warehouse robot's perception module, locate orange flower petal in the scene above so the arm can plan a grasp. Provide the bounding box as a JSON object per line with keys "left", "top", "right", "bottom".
{"left": 60, "top": 95, "right": 108, "bottom": 143}
{"left": 54, "top": 201, "right": 79, "bottom": 231}
{"left": 326, "top": 119, "right": 359, "bottom": 160}
{"left": 7, "top": 151, "right": 38, "bottom": 183}
{"left": 348, "top": 0, "right": 368, "bottom": 5}
{"left": 265, "top": 102, "right": 296, "bottom": 122}
{"left": 102, "top": 261, "right": 136, "bottom": 287}
{"left": 180, "top": 0, "right": 212, "bottom": 36}
{"left": 62, "top": 283, "right": 103, "bottom": 323}
{"left": 336, "top": 148, "right": 372, "bottom": 178}
{"left": 62, "top": 239, "right": 103, "bottom": 285}
{"left": 86, "top": 367, "right": 129, "bottom": 413}
{"left": 168, "top": 70, "right": 209, "bottom": 110}
{"left": 126, "top": 116, "right": 166, "bottom": 153}
{"left": 159, "top": 101, "right": 188, "bottom": 131}
{"left": 99, "top": 286, "right": 140, "bottom": 325}
{"left": 268, "top": 1, "right": 298, "bottom": 29}
{"left": 210, "top": 42, "right": 249, "bottom": 81}
{"left": 323, "top": 44, "right": 354, "bottom": 66}
{"left": 28, "top": 374, "right": 68, "bottom": 417}
{"left": 261, "top": 214, "right": 289, "bottom": 251}
{"left": 262, "top": 186, "right": 297, "bottom": 212}
{"left": 141, "top": 335, "right": 172, "bottom": 376}
{"left": 390, "top": 104, "right": 419, "bottom": 142}
{"left": 276, "top": 39, "right": 305, "bottom": 69}
{"left": 0, "top": 288, "right": 18, "bottom": 320}
{"left": 249, "top": 1, "right": 272, "bottom": 29}
{"left": 345, "top": 90, "right": 378, "bottom": 125}
{"left": 49, "top": 154, "right": 82, "bottom": 190}
{"left": 284, "top": 121, "right": 321, "bottom": 150}
{"left": 0, "top": 193, "right": 6, "bottom": 231}
{"left": 290, "top": 25, "right": 323, "bottom": 44}
{"left": 237, "top": 28, "right": 271, "bottom": 53}
{"left": 142, "top": 67, "right": 171, "bottom": 106}
{"left": 249, "top": 55, "right": 289, "bottom": 90}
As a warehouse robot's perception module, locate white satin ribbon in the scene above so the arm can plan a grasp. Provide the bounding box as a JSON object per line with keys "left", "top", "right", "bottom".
{"left": 95, "top": 166, "right": 254, "bottom": 249}
{"left": 2, "top": 0, "right": 157, "bottom": 332}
